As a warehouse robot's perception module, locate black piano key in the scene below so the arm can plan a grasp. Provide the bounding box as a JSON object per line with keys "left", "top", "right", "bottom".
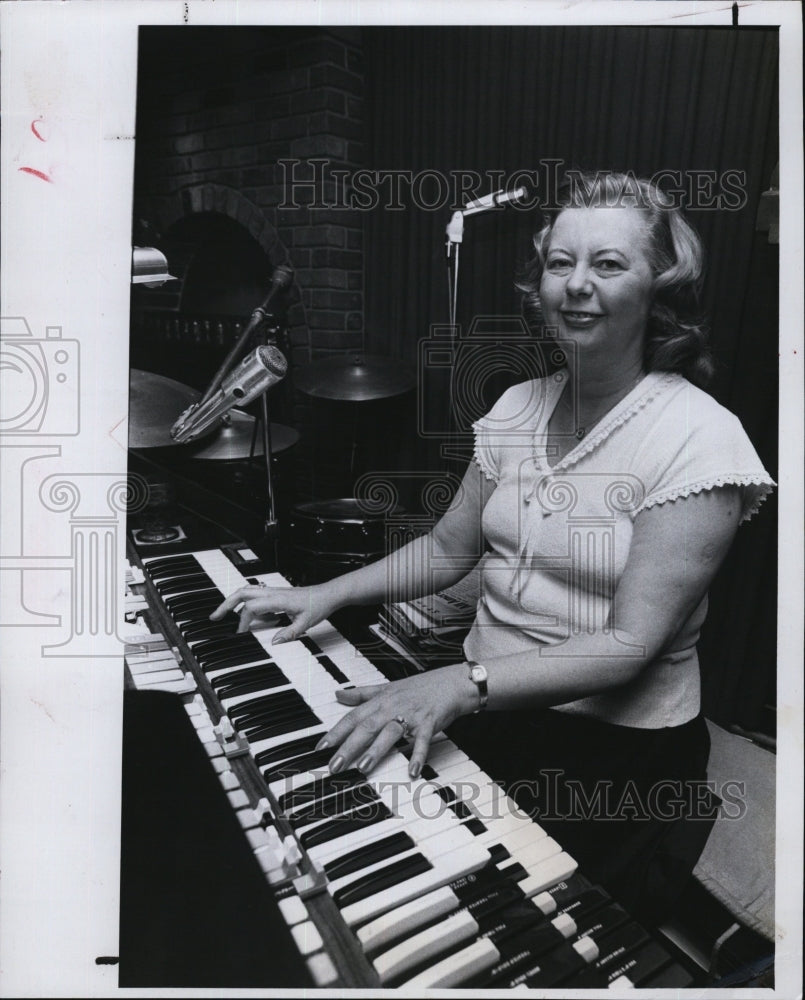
{"left": 388, "top": 903, "right": 557, "bottom": 989}
{"left": 199, "top": 652, "right": 276, "bottom": 673}
{"left": 298, "top": 801, "right": 395, "bottom": 850}
{"left": 180, "top": 622, "right": 240, "bottom": 643}
{"left": 217, "top": 676, "right": 289, "bottom": 702}
{"left": 638, "top": 961, "right": 694, "bottom": 988}
{"left": 563, "top": 921, "right": 653, "bottom": 989}
{"left": 544, "top": 872, "right": 594, "bottom": 907}
{"left": 193, "top": 641, "right": 269, "bottom": 665}
{"left": 262, "top": 747, "right": 338, "bottom": 784}
{"left": 238, "top": 701, "right": 320, "bottom": 734}
{"left": 176, "top": 612, "right": 237, "bottom": 632}
{"left": 190, "top": 634, "right": 262, "bottom": 657}
{"left": 172, "top": 605, "right": 231, "bottom": 625}
{"left": 324, "top": 831, "right": 416, "bottom": 882}
{"left": 254, "top": 734, "right": 324, "bottom": 769}
{"left": 462, "top": 880, "right": 528, "bottom": 921}
{"left": 278, "top": 769, "right": 367, "bottom": 812}
{"left": 213, "top": 665, "right": 287, "bottom": 700}
{"left": 298, "top": 635, "right": 351, "bottom": 685}
{"left": 573, "top": 902, "right": 630, "bottom": 942}
{"left": 332, "top": 853, "right": 433, "bottom": 908}
{"left": 480, "top": 904, "right": 555, "bottom": 947}
{"left": 164, "top": 588, "right": 224, "bottom": 612}
{"left": 144, "top": 555, "right": 201, "bottom": 578}
{"left": 242, "top": 709, "right": 322, "bottom": 744}
{"left": 498, "top": 940, "right": 592, "bottom": 989}
{"left": 618, "top": 941, "right": 673, "bottom": 986}
{"left": 464, "top": 817, "right": 487, "bottom": 836}
{"left": 229, "top": 688, "right": 310, "bottom": 722}
{"left": 554, "top": 886, "right": 610, "bottom": 922}
{"left": 487, "top": 843, "right": 512, "bottom": 867}
{"left": 314, "top": 653, "right": 350, "bottom": 685}
{"left": 155, "top": 573, "right": 213, "bottom": 596}
{"left": 288, "top": 785, "right": 382, "bottom": 828}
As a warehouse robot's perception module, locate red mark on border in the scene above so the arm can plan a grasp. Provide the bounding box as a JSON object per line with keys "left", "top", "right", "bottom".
{"left": 19, "top": 166, "right": 52, "bottom": 182}
{"left": 31, "top": 118, "right": 46, "bottom": 141}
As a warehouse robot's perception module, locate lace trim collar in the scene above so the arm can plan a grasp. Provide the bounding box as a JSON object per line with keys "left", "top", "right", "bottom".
{"left": 532, "top": 370, "right": 680, "bottom": 473}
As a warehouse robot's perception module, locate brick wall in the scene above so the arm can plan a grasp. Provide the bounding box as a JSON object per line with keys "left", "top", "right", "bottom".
{"left": 131, "top": 27, "right": 367, "bottom": 502}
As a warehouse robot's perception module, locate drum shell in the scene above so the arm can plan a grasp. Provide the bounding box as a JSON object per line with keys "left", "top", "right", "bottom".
{"left": 287, "top": 499, "right": 399, "bottom": 557}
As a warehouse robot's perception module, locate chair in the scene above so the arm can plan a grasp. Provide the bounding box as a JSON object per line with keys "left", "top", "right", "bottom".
{"left": 689, "top": 720, "right": 776, "bottom": 983}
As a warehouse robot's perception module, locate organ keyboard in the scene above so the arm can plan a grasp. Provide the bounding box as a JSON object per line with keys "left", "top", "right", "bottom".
{"left": 122, "top": 540, "right": 695, "bottom": 989}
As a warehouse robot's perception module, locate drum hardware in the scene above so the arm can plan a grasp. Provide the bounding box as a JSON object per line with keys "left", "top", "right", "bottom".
{"left": 129, "top": 370, "right": 210, "bottom": 449}
{"left": 295, "top": 354, "right": 415, "bottom": 477}
{"left": 284, "top": 498, "right": 403, "bottom": 584}
{"left": 187, "top": 409, "right": 299, "bottom": 461}
{"left": 294, "top": 353, "right": 416, "bottom": 402}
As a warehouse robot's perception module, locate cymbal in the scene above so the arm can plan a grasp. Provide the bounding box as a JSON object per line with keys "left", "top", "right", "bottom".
{"left": 188, "top": 409, "right": 300, "bottom": 460}
{"left": 294, "top": 353, "right": 416, "bottom": 401}
{"left": 129, "top": 369, "right": 212, "bottom": 448}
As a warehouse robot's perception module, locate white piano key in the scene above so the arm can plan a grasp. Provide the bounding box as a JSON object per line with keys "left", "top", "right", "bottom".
{"left": 356, "top": 885, "right": 460, "bottom": 954}
{"left": 125, "top": 650, "right": 178, "bottom": 671}
{"left": 247, "top": 724, "right": 328, "bottom": 759}
{"left": 400, "top": 935, "right": 500, "bottom": 988}
{"left": 219, "top": 769, "right": 240, "bottom": 791}
{"left": 374, "top": 908, "right": 480, "bottom": 983}
{"left": 338, "top": 837, "right": 490, "bottom": 928}
{"left": 517, "top": 852, "right": 578, "bottom": 896}
{"left": 291, "top": 920, "right": 324, "bottom": 957}
{"left": 306, "top": 951, "right": 338, "bottom": 987}
{"left": 305, "top": 791, "right": 457, "bottom": 869}
{"left": 132, "top": 667, "right": 185, "bottom": 687}
{"left": 512, "top": 835, "right": 563, "bottom": 872}
{"left": 227, "top": 788, "right": 250, "bottom": 809}
{"left": 277, "top": 894, "right": 308, "bottom": 926}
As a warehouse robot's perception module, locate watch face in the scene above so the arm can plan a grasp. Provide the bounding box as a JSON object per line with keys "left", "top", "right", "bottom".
{"left": 471, "top": 664, "right": 487, "bottom": 682}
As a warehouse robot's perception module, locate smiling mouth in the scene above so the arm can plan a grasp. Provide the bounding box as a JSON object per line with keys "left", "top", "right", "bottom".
{"left": 561, "top": 311, "right": 602, "bottom": 321}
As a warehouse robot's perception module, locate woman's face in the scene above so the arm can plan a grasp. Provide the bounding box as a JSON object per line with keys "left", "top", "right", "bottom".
{"left": 539, "top": 206, "right": 655, "bottom": 366}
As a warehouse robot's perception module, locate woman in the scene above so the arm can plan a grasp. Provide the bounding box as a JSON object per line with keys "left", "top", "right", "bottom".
{"left": 212, "top": 172, "right": 774, "bottom": 922}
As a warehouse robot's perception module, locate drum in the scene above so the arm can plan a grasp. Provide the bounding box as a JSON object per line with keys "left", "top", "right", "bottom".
{"left": 285, "top": 498, "right": 403, "bottom": 584}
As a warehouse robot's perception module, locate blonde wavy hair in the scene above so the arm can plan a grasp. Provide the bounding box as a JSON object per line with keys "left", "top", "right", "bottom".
{"left": 517, "top": 171, "right": 714, "bottom": 388}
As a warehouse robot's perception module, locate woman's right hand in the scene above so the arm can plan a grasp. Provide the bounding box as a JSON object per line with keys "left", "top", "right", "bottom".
{"left": 209, "top": 583, "right": 338, "bottom": 643}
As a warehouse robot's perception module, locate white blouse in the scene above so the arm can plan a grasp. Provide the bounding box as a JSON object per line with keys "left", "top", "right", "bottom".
{"left": 464, "top": 370, "right": 775, "bottom": 729}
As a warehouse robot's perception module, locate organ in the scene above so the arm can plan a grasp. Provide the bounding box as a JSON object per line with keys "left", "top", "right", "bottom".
{"left": 120, "top": 538, "right": 696, "bottom": 989}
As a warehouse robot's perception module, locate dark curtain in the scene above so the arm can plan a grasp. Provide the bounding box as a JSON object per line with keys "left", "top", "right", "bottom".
{"left": 362, "top": 26, "right": 779, "bottom": 730}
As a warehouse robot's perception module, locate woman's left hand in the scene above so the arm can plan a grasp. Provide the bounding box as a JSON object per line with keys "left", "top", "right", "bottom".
{"left": 320, "top": 663, "right": 476, "bottom": 779}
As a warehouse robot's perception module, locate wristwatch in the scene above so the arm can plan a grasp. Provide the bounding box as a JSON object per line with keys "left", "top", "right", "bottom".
{"left": 466, "top": 660, "right": 488, "bottom": 713}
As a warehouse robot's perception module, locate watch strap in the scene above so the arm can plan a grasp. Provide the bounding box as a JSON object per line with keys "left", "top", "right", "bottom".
{"left": 466, "top": 660, "right": 488, "bottom": 713}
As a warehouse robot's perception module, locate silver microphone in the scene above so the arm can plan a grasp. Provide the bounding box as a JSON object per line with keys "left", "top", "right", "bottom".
{"left": 170, "top": 344, "right": 288, "bottom": 443}
{"left": 463, "top": 186, "right": 529, "bottom": 215}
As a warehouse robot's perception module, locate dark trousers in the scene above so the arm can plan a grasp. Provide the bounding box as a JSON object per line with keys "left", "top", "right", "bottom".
{"left": 447, "top": 708, "right": 718, "bottom": 926}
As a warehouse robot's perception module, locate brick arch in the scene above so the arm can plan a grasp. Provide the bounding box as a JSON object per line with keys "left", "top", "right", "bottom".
{"left": 135, "top": 184, "right": 309, "bottom": 349}
{"left": 138, "top": 184, "right": 281, "bottom": 263}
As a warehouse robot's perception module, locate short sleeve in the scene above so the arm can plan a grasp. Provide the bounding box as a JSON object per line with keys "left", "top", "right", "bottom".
{"left": 634, "top": 401, "right": 775, "bottom": 524}
{"left": 472, "top": 380, "right": 548, "bottom": 484}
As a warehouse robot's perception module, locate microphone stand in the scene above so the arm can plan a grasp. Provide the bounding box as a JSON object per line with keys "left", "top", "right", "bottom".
{"left": 445, "top": 211, "right": 465, "bottom": 440}
{"left": 249, "top": 312, "right": 287, "bottom": 565}
{"left": 187, "top": 270, "right": 292, "bottom": 562}
{"left": 199, "top": 266, "right": 293, "bottom": 406}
